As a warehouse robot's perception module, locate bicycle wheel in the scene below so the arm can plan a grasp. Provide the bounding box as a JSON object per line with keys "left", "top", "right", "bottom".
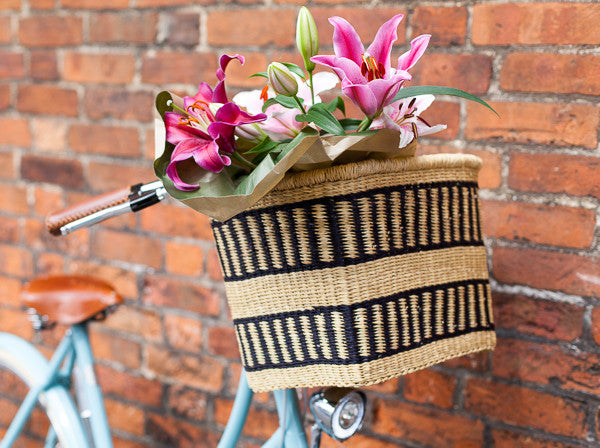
{"left": 0, "top": 332, "right": 90, "bottom": 448}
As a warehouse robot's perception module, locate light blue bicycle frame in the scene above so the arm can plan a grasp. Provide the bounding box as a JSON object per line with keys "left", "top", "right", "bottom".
{"left": 1, "top": 323, "right": 309, "bottom": 448}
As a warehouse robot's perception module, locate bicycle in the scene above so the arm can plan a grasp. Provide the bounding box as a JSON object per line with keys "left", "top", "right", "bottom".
{"left": 0, "top": 180, "right": 367, "bottom": 448}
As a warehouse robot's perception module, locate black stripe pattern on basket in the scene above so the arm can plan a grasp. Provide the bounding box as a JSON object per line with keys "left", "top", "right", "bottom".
{"left": 234, "top": 279, "right": 494, "bottom": 371}
{"left": 211, "top": 181, "right": 483, "bottom": 282}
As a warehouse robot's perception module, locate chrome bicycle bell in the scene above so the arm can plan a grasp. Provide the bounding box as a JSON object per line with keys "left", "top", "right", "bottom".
{"left": 309, "top": 388, "right": 366, "bottom": 441}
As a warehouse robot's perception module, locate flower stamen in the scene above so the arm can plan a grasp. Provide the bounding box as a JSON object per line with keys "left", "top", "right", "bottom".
{"left": 260, "top": 85, "right": 269, "bottom": 102}
{"left": 360, "top": 54, "right": 385, "bottom": 81}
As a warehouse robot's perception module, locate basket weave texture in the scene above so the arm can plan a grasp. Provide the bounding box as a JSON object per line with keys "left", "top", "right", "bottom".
{"left": 211, "top": 154, "right": 496, "bottom": 392}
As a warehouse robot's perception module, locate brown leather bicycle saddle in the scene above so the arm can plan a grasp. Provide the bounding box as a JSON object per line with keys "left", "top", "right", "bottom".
{"left": 20, "top": 275, "right": 123, "bottom": 325}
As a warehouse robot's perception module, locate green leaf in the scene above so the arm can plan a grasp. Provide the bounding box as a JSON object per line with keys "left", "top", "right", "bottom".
{"left": 296, "top": 103, "right": 346, "bottom": 136}
{"left": 262, "top": 95, "right": 301, "bottom": 112}
{"left": 391, "top": 86, "right": 499, "bottom": 117}
{"left": 339, "top": 118, "right": 362, "bottom": 131}
{"left": 244, "top": 137, "right": 280, "bottom": 155}
{"left": 249, "top": 71, "right": 268, "bottom": 79}
{"left": 281, "top": 62, "right": 306, "bottom": 79}
{"left": 322, "top": 96, "right": 346, "bottom": 116}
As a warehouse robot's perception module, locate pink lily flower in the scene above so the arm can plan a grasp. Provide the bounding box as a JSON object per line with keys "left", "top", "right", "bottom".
{"left": 371, "top": 94, "right": 447, "bottom": 148}
{"left": 165, "top": 55, "right": 266, "bottom": 191}
{"left": 311, "top": 14, "right": 430, "bottom": 119}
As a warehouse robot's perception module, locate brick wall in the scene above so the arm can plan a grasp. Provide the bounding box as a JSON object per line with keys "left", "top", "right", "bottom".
{"left": 0, "top": 1, "right": 599, "bottom": 447}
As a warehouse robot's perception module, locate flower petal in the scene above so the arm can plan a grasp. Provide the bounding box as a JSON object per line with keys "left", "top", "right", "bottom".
{"left": 365, "top": 14, "right": 404, "bottom": 75}
{"left": 397, "top": 34, "right": 430, "bottom": 71}
{"left": 213, "top": 54, "right": 245, "bottom": 103}
{"left": 341, "top": 79, "right": 378, "bottom": 117}
{"left": 164, "top": 112, "right": 209, "bottom": 144}
{"left": 192, "top": 139, "right": 231, "bottom": 173}
{"left": 367, "top": 73, "right": 410, "bottom": 113}
{"left": 329, "top": 16, "right": 365, "bottom": 65}
{"left": 311, "top": 55, "right": 366, "bottom": 84}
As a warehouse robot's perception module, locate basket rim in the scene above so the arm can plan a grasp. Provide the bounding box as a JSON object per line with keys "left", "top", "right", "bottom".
{"left": 273, "top": 153, "right": 482, "bottom": 192}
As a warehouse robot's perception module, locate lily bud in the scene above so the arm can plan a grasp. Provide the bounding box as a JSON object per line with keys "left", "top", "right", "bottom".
{"left": 235, "top": 123, "right": 266, "bottom": 143}
{"left": 296, "top": 6, "right": 319, "bottom": 72}
{"left": 267, "top": 62, "right": 298, "bottom": 97}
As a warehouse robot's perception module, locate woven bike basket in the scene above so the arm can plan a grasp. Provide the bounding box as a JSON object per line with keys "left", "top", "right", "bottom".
{"left": 211, "top": 153, "right": 496, "bottom": 392}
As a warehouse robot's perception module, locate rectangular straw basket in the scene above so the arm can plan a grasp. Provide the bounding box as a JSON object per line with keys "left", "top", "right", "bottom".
{"left": 211, "top": 153, "right": 496, "bottom": 392}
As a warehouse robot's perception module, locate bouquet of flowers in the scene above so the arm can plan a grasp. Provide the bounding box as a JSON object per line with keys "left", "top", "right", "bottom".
{"left": 154, "top": 7, "right": 493, "bottom": 221}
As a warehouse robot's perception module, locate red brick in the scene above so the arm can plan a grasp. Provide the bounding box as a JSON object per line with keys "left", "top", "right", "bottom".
{"left": 0, "top": 216, "right": 18, "bottom": 243}
{"left": 96, "top": 364, "right": 163, "bottom": 407}
{"left": 21, "top": 154, "right": 85, "bottom": 189}
{"left": 207, "top": 10, "right": 295, "bottom": 47}
{"left": 102, "top": 306, "right": 162, "bottom": 342}
{"left": 165, "top": 241, "right": 203, "bottom": 276}
{"left": 371, "top": 398, "right": 484, "bottom": 447}
{"left": 0, "top": 152, "right": 14, "bottom": 180}
{"left": 403, "top": 369, "right": 455, "bottom": 409}
{"left": 87, "top": 161, "right": 154, "bottom": 192}
{"left": 159, "top": 12, "right": 199, "bottom": 46}
{"left": 502, "top": 53, "right": 600, "bottom": 95}
{"left": 25, "top": 218, "right": 90, "bottom": 258}
{"left": 208, "top": 325, "right": 239, "bottom": 359}
{"left": 146, "top": 413, "right": 219, "bottom": 448}
{"left": 67, "top": 260, "right": 139, "bottom": 299}
{"left": 36, "top": 253, "right": 65, "bottom": 275}
{"left": 60, "top": 0, "right": 129, "bottom": 8}
{"left": 412, "top": 7, "right": 467, "bottom": 46}
{"left": 320, "top": 434, "right": 408, "bottom": 448}
{"left": 92, "top": 229, "right": 162, "bottom": 269}
{"left": 443, "top": 351, "right": 489, "bottom": 372}
{"left": 0, "top": 275, "right": 22, "bottom": 307}
{"left": 0, "top": 17, "right": 11, "bottom": 43}
{"left": 113, "top": 436, "right": 150, "bottom": 448}
{"left": 419, "top": 101, "right": 460, "bottom": 140}
{"left": 364, "top": 377, "right": 399, "bottom": 393}
{"left": 466, "top": 378, "right": 586, "bottom": 437}
{"left": 206, "top": 247, "right": 224, "bottom": 281}
{"left": 0, "top": 244, "right": 33, "bottom": 278}
{"left": 146, "top": 344, "right": 225, "bottom": 392}
{"left": 0, "top": 117, "right": 30, "bottom": 147}
{"left": 141, "top": 51, "right": 218, "bottom": 86}
{"left": 19, "top": 16, "right": 83, "bottom": 47}
{"left": 143, "top": 275, "right": 220, "bottom": 316}
{"left": 89, "top": 326, "right": 141, "bottom": 369}
{"left": 30, "top": 51, "right": 58, "bottom": 80}
{"left": 17, "top": 84, "right": 79, "bottom": 117}
{"left": 32, "top": 184, "right": 66, "bottom": 218}
{"left": 418, "top": 145, "right": 502, "bottom": 189}
{"left": 0, "top": 183, "right": 28, "bottom": 214}
{"left": 493, "top": 292, "right": 583, "bottom": 342}
{"left": 90, "top": 12, "right": 157, "bottom": 44}
{"left": 168, "top": 385, "right": 207, "bottom": 421}
{"left": 225, "top": 52, "right": 268, "bottom": 89}
{"left": 164, "top": 313, "right": 203, "bottom": 351}
{"left": 410, "top": 54, "right": 492, "bottom": 95}
{"left": 492, "top": 429, "right": 580, "bottom": 448}
{"left": 466, "top": 102, "right": 599, "bottom": 148}
{"left": 215, "top": 399, "right": 278, "bottom": 439}
{"left": 592, "top": 308, "right": 600, "bottom": 346}
{"left": 84, "top": 88, "right": 154, "bottom": 122}
{"left": 136, "top": 0, "right": 206, "bottom": 6}
{"left": 0, "top": 0, "right": 19, "bottom": 9}
{"left": 32, "top": 118, "right": 68, "bottom": 153}
{"left": 30, "top": 0, "right": 54, "bottom": 9}
{"left": 311, "top": 8, "right": 406, "bottom": 47}
{"left": 492, "top": 246, "right": 600, "bottom": 298}
{"left": 493, "top": 338, "right": 600, "bottom": 396}
{"left": 0, "top": 84, "right": 10, "bottom": 111}
{"left": 509, "top": 152, "right": 600, "bottom": 200}
{"left": 105, "top": 398, "right": 145, "bottom": 436}
{"left": 69, "top": 124, "right": 140, "bottom": 158}
{"left": 0, "top": 51, "right": 25, "bottom": 79}
{"left": 473, "top": 3, "right": 600, "bottom": 46}
{"left": 0, "top": 308, "right": 34, "bottom": 339}
{"left": 481, "top": 200, "right": 596, "bottom": 249}
{"left": 140, "top": 202, "right": 214, "bottom": 241}
{"left": 63, "top": 52, "right": 135, "bottom": 84}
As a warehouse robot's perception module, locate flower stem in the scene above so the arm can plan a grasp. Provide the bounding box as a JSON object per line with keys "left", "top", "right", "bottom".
{"left": 231, "top": 151, "right": 257, "bottom": 171}
{"left": 357, "top": 116, "right": 373, "bottom": 132}
{"left": 308, "top": 70, "right": 315, "bottom": 105}
{"left": 293, "top": 95, "right": 307, "bottom": 113}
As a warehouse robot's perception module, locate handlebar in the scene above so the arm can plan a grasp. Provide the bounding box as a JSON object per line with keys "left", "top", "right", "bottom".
{"left": 46, "top": 181, "right": 167, "bottom": 236}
